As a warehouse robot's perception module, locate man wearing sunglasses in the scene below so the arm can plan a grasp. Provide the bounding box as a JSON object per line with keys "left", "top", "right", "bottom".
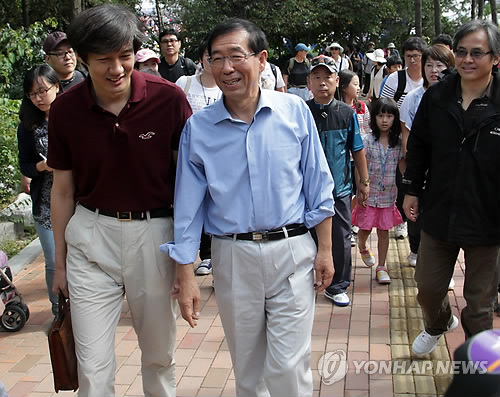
{"left": 403, "top": 20, "right": 500, "bottom": 355}
{"left": 43, "top": 31, "right": 85, "bottom": 92}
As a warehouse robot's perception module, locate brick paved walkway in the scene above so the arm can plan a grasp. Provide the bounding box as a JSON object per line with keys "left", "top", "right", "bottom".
{"left": 1, "top": 232, "right": 499, "bottom": 397}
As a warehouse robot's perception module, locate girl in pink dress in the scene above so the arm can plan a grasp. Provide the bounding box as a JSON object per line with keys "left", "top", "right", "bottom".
{"left": 352, "top": 98, "right": 405, "bottom": 284}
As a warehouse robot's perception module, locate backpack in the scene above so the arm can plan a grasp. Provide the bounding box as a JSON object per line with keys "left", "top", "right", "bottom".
{"left": 270, "top": 63, "right": 277, "bottom": 90}
{"left": 180, "top": 56, "right": 197, "bottom": 76}
{"left": 394, "top": 69, "right": 407, "bottom": 102}
{"left": 182, "top": 75, "right": 193, "bottom": 94}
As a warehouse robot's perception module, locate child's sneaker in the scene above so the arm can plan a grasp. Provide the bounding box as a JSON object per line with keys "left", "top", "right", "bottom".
{"left": 376, "top": 266, "right": 391, "bottom": 284}
{"left": 359, "top": 248, "right": 376, "bottom": 267}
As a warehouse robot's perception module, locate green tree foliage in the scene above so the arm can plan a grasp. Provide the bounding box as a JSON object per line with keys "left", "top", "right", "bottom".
{"left": 176, "top": 0, "right": 462, "bottom": 63}
{"left": 0, "top": 19, "right": 58, "bottom": 99}
{"left": 0, "top": 99, "right": 22, "bottom": 206}
{"left": 0, "top": 0, "right": 142, "bottom": 29}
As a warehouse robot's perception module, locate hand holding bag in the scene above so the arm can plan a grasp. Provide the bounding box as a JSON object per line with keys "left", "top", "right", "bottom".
{"left": 48, "top": 292, "right": 78, "bottom": 392}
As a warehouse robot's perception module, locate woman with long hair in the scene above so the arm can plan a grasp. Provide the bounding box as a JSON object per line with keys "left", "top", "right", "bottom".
{"left": 17, "top": 64, "right": 60, "bottom": 315}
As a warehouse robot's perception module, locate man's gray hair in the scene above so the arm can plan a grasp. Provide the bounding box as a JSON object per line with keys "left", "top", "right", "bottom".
{"left": 453, "top": 19, "right": 500, "bottom": 57}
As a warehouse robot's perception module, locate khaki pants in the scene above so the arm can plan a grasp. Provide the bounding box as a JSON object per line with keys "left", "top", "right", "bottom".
{"left": 65, "top": 205, "right": 177, "bottom": 397}
{"left": 415, "top": 231, "right": 500, "bottom": 338}
{"left": 212, "top": 232, "right": 316, "bottom": 397}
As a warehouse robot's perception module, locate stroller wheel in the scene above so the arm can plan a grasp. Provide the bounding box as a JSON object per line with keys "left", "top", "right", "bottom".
{"left": 8, "top": 302, "right": 30, "bottom": 322}
{"left": 1, "top": 304, "right": 27, "bottom": 332}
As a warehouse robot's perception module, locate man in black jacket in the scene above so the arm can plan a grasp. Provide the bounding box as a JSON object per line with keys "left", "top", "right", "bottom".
{"left": 403, "top": 20, "right": 500, "bottom": 355}
{"left": 158, "top": 29, "right": 196, "bottom": 82}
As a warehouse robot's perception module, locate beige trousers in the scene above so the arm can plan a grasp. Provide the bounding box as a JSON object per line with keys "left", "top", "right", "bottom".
{"left": 65, "top": 204, "right": 177, "bottom": 397}
{"left": 212, "top": 232, "right": 317, "bottom": 397}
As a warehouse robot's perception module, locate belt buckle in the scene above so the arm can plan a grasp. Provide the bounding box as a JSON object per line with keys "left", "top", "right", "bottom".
{"left": 252, "top": 231, "right": 268, "bottom": 241}
{"left": 117, "top": 211, "right": 132, "bottom": 221}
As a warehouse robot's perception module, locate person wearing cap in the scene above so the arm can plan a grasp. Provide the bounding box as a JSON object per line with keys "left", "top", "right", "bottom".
{"left": 43, "top": 31, "right": 85, "bottom": 92}
{"left": 367, "top": 49, "right": 387, "bottom": 101}
{"left": 48, "top": 5, "right": 192, "bottom": 396}
{"left": 134, "top": 48, "right": 160, "bottom": 72}
{"left": 327, "top": 42, "right": 353, "bottom": 72}
{"left": 158, "top": 28, "right": 197, "bottom": 82}
{"left": 164, "top": 19, "right": 334, "bottom": 396}
{"left": 385, "top": 42, "right": 400, "bottom": 58}
{"left": 306, "top": 55, "right": 369, "bottom": 307}
{"left": 283, "top": 42, "right": 311, "bottom": 100}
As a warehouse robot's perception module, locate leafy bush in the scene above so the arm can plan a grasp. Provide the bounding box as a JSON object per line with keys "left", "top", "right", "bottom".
{"left": 0, "top": 98, "right": 22, "bottom": 206}
{"left": 0, "top": 18, "right": 58, "bottom": 99}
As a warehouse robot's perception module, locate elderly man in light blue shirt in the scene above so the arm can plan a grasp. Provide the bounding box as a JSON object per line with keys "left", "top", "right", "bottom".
{"left": 162, "top": 18, "right": 335, "bottom": 397}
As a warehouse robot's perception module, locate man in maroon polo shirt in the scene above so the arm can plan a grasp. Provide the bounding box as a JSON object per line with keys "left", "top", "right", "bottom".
{"left": 47, "top": 5, "right": 192, "bottom": 397}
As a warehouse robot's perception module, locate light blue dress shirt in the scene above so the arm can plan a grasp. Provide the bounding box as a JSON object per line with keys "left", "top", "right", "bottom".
{"left": 162, "top": 89, "right": 335, "bottom": 265}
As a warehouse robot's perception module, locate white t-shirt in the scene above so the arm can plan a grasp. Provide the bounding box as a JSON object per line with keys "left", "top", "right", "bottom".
{"left": 399, "top": 86, "right": 426, "bottom": 130}
{"left": 175, "top": 75, "right": 222, "bottom": 113}
{"left": 380, "top": 68, "right": 423, "bottom": 109}
{"left": 260, "top": 62, "right": 285, "bottom": 90}
{"left": 333, "top": 55, "right": 351, "bottom": 72}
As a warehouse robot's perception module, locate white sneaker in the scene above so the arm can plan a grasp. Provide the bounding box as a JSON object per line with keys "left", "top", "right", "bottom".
{"left": 408, "top": 252, "right": 417, "bottom": 267}
{"left": 350, "top": 234, "right": 356, "bottom": 247}
{"left": 395, "top": 222, "right": 408, "bottom": 239}
{"left": 324, "top": 291, "right": 350, "bottom": 307}
{"left": 412, "top": 315, "right": 459, "bottom": 355}
{"left": 448, "top": 278, "right": 455, "bottom": 290}
{"left": 195, "top": 259, "right": 212, "bottom": 275}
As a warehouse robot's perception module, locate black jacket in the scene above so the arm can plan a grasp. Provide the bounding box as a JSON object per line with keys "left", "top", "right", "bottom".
{"left": 17, "top": 122, "right": 47, "bottom": 217}
{"left": 158, "top": 55, "right": 196, "bottom": 83}
{"left": 404, "top": 70, "right": 500, "bottom": 245}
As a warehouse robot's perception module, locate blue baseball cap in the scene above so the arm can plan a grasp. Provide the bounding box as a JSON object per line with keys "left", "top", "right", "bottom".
{"left": 295, "top": 43, "right": 310, "bottom": 52}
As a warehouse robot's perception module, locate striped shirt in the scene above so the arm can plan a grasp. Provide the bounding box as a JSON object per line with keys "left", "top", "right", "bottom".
{"left": 380, "top": 69, "right": 423, "bottom": 109}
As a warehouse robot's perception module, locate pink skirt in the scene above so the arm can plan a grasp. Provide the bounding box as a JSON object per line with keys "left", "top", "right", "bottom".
{"left": 352, "top": 204, "right": 403, "bottom": 231}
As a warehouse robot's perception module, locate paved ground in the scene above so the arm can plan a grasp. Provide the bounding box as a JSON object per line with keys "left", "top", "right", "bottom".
{"left": 0, "top": 231, "right": 499, "bottom": 397}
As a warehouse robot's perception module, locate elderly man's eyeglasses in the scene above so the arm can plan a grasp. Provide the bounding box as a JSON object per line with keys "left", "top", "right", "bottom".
{"left": 47, "top": 49, "right": 75, "bottom": 59}
{"left": 27, "top": 85, "right": 55, "bottom": 100}
{"left": 454, "top": 49, "right": 493, "bottom": 59}
{"left": 208, "top": 53, "right": 256, "bottom": 67}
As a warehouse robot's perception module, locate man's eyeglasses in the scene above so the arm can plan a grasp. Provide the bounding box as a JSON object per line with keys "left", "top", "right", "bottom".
{"left": 405, "top": 54, "right": 422, "bottom": 60}
{"left": 27, "top": 85, "right": 55, "bottom": 100}
{"left": 160, "top": 39, "right": 179, "bottom": 44}
{"left": 208, "top": 53, "right": 256, "bottom": 67}
{"left": 47, "top": 49, "right": 75, "bottom": 59}
{"left": 454, "top": 49, "right": 493, "bottom": 59}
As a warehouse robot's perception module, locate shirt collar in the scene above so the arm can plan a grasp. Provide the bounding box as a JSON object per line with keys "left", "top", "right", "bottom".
{"left": 456, "top": 74, "right": 494, "bottom": 102}
{"left": 211, "top": 88, "right": 274, "bottom": 124}
{"left": 82, "top": 70, "right": 146, "bottom": 111}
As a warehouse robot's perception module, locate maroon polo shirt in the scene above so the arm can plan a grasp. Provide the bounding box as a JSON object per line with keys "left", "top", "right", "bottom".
{"left": 47, "top": 70, "right": 192, "bottom": 211}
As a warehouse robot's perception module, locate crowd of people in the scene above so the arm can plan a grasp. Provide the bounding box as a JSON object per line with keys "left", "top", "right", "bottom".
{"left": 14, "top": 3, "right": 500, "bottom": 396}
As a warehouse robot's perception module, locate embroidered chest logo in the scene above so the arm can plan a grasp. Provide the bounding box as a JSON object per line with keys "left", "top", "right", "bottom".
{"left": 139, "top": 131, "right": 156, "bottom": 140}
